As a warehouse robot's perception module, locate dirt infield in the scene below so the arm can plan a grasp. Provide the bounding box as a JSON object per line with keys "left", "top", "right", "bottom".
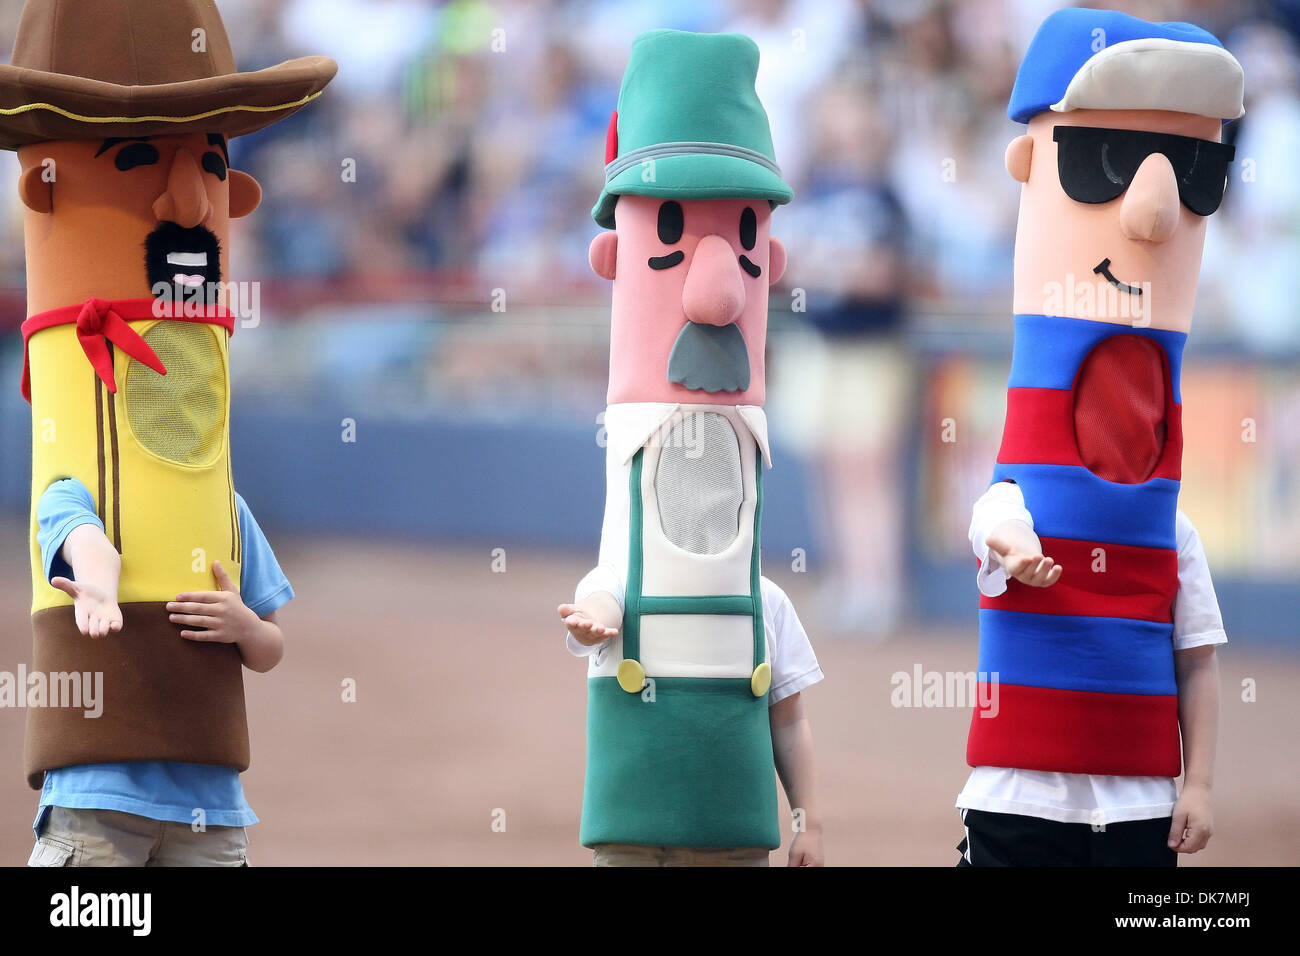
{"left": 1, "top": 517, "right": 1296, "bottom": 866}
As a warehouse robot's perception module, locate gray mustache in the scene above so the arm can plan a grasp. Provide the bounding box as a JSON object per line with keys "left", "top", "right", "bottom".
{"left": 667, "top": 321, "right": 751, "bottom": 393}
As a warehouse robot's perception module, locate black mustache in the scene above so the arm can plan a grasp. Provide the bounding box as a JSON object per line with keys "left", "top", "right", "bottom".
{"left": 144, "top": 222, "right": 222, "bottom": 302}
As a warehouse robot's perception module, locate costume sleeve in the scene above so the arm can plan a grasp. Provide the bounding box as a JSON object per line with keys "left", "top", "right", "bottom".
{"left": 969, "top": 480, "right": 1035, "bottom": 597}
{"left": 761, "top": 576, "right": 823, "bottom": 706}
{"left": 35, "top": 477, "right": 104, "bottom": 584}
{"left": 234, "top": 494, "right": 294, "bottom": 619}
{"left": 1172, "top": 510, "right": 1227, "bottom": 651}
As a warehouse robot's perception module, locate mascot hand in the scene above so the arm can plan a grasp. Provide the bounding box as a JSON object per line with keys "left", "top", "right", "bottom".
{"left": 985, "top": 519, "right": 1063, "bottom": 588}
{"left": 558, "top": 599, "right": 620, "bottom": 646}
{"left": 51, "top": 576, "right": 124, "bottom": 639}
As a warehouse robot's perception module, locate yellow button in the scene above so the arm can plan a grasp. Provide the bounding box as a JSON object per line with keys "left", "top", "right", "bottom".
{"left": 617, "top": 659, "right": 646, "bottom": 694}
{"left": 750, "top": 662, "right": 771, "bottom": 697}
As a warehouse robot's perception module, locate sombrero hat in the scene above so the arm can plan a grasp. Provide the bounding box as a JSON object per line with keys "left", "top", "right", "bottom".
{"left": 0, "top": 0, "right": 337, "bottom": 151}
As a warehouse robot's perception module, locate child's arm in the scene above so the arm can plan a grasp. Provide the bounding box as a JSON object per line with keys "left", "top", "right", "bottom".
{"left": 972, "top": 481, "right": 1062, "bottom": 590}
{"left": 771, "top": 691, "right": 824, "bottom": 867}
{"left": 166, "top": 559, "right": 284, "bottom": 673}
{"left": 50, "top": 524, "right": 123, "bottom": 639}
{"left": 558, "top": 591, "right": 622, "bottom": 646}
{"left": 1169, "top": 644, "right": 1218, "bottom": 853}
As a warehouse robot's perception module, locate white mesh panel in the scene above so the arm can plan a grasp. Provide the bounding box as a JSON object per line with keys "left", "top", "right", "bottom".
{"left": 654, "top": 412, "right": 743, "bottom": 554}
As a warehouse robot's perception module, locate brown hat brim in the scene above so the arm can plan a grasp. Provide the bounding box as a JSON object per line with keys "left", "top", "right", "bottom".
{"left": 0, "top": 55, "right": 337, "bottom": 150}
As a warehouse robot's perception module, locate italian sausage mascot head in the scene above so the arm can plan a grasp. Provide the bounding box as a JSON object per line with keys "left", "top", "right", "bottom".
{"left": 969, "top": 9, "right": 1243, "bottom": 777}
{"left": 577, "top": 30, "right": 795, "bottom": 852}
{"left": 5, "top": 0, "right": 335, "bottom": 786}
{"left": 589, "top": 28, "right": 790, "bottom": 407}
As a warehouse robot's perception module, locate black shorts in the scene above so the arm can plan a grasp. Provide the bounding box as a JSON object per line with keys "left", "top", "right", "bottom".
{"left": 956, "top": 808, "right": 1177, "bottom": 867}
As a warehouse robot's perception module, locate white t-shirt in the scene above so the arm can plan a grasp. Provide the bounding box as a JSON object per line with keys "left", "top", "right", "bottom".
{"left": 957, "top": 480, "right": 1227, "bottom": 824}
{"left": 567, "top": 568, "right": 824, "bottom": 707}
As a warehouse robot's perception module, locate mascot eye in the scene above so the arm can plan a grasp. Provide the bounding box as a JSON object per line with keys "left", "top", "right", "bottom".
{"left": 115, "top": 142, "right": 160, "bottom": 171}
{"left": 739, "top": 207, "right": 757, "bottom": 250}
{"left": 657, "top": 201, "right": 684, "bottom": 244}
{"left": 202, "top": 151, "right": 228, "bottom": 181}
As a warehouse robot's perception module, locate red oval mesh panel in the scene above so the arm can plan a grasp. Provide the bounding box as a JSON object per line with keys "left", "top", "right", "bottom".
{"left": 1072, "top": 334, "right": 1169, "bottom": 484}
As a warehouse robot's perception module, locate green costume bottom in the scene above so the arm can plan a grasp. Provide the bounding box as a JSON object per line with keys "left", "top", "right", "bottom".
{"left": 580, "top": 675, "right": 779, "bottom": 850}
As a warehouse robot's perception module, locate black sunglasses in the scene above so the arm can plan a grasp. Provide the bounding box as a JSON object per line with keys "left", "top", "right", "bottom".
{"left": 1052, "top": 125, "right": 1236, "bottom": 217}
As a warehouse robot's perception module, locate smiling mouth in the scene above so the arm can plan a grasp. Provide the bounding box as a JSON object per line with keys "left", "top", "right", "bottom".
{"left": 145, "top": 223, "right": 222, "bottom": 302}
{"left": 166, "top": 252, "right": 209, "bottom": 287}
{"left": 1093, "top": 257, "right": 1143, "bottom": 296}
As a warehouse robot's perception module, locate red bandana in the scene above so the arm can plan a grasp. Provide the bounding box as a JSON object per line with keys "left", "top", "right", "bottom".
{"left": 19, "top": 297, "right": 235, "bottom": 403}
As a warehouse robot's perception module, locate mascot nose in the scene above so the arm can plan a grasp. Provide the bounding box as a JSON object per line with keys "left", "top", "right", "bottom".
{"left": 682, "top": 235, "right": 745, "bottom": 326}
{"left": 1120, "top": 152, "right": 1181, "bottom": 244}
{"left": 152, "top": 148, "right": 213, "bottom": 228}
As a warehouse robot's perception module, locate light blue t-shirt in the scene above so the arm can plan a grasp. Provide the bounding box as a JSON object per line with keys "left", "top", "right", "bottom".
{"left": 33, "top": 478, "right": 294, "bottom": 834}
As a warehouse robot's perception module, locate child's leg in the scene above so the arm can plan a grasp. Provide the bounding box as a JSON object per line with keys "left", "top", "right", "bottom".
{"left": 956, "top": 809, "right": 1090, "bottom": 866}
{"left": 28, "top": 807, "right": 156, "bottom": 867}
{"left": 592, "top": 843, "right": 668, "bottom": 867}
{"left": 148, "top": 822, "right": 248, "bottom": 867}
{"left": 665, "top": 847, "right": 769, "bottom": 867}
{"left": 1087, "top": 818, "right": 1177, "bottom": 867}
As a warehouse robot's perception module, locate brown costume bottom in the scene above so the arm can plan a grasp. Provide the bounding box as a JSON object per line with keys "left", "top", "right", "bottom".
{"left": 24, "top": 603, "right": 249, "bottom": 789}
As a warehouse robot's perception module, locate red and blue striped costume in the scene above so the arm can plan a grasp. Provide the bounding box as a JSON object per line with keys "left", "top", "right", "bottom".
{"left": 967, "top": 314, "right": 1185, "bottom": 777}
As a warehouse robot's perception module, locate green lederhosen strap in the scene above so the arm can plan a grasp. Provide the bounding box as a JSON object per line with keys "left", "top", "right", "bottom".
{"left": 579, "top": 443, "right": 779, "bottom": 850}
{"left": 622, "top": 448, "right": 767, "bottom": 682}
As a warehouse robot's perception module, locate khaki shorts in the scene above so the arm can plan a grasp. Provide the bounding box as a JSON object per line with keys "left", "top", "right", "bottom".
{"left": 593, "top": 844, "right": 769, "bottom": 867}
{"left": 770, "top": 330, "right": 913, "bottom": 455}
{"left": 28, "top": 806, "right": 249, "bottom": 867}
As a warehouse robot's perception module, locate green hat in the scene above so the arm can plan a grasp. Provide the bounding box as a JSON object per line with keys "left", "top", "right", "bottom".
{"left": 592, "top": 29, "right": 793, "bottom": 229}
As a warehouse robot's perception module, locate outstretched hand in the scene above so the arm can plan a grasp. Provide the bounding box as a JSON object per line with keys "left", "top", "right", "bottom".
{"left": 51, "top": 576, "right": 123, "bottom": 639}
{"left": 558, "top": 603, "right": 619, "bottom": 646}
{"left": 986, "top": 520, "right": 1063, "bottom": 588}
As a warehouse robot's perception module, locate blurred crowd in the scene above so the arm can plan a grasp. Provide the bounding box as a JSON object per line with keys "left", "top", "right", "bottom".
{"left": 1, "top": 0, "right": 1296, "bottom": 346}
{"left": 0, "top": 0, "right": 1295, "bottom": 632}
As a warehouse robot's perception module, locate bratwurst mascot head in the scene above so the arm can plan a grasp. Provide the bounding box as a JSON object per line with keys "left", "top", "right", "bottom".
{"left": 968, "top": 9, "right": 1243, "bottom": 776}
{"left": 5, "top": 0, "right": 335, "bottom": 787}
{"left": 574, "top": 29, "right": 792, "bottom": 850}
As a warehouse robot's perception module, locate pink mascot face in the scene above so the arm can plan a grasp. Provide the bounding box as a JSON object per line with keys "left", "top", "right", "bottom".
{"left": 590, "top": 194, "right": 787, "bottom": 406}
{"left": 1010, "top": 108, "right": 1226, "bottom": 333}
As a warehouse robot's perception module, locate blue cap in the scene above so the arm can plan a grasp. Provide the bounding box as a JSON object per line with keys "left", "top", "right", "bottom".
{"left": 1008, "top": 8, "right": 1244, "bottom": 124}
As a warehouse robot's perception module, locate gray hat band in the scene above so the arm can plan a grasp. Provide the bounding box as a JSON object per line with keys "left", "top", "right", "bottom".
{"left": 604, "top": 141, "right": 783, "bottom": 183}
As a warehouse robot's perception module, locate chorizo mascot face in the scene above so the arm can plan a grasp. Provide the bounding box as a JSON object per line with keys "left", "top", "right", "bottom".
{"left": 4, "top": 0, "right": 335, "bottom": 787}
{"left": 18, "top": 132, "right": 263, "bottom": 316}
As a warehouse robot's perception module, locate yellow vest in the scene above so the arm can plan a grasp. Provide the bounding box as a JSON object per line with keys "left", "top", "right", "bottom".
{"left": 26, "top": 305, "right": 241, "bottom": 608}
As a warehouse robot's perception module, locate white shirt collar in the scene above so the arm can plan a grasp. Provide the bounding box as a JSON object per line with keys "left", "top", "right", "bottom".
{"left": 604, "top": 402, "right": 772, "bottom": 468}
